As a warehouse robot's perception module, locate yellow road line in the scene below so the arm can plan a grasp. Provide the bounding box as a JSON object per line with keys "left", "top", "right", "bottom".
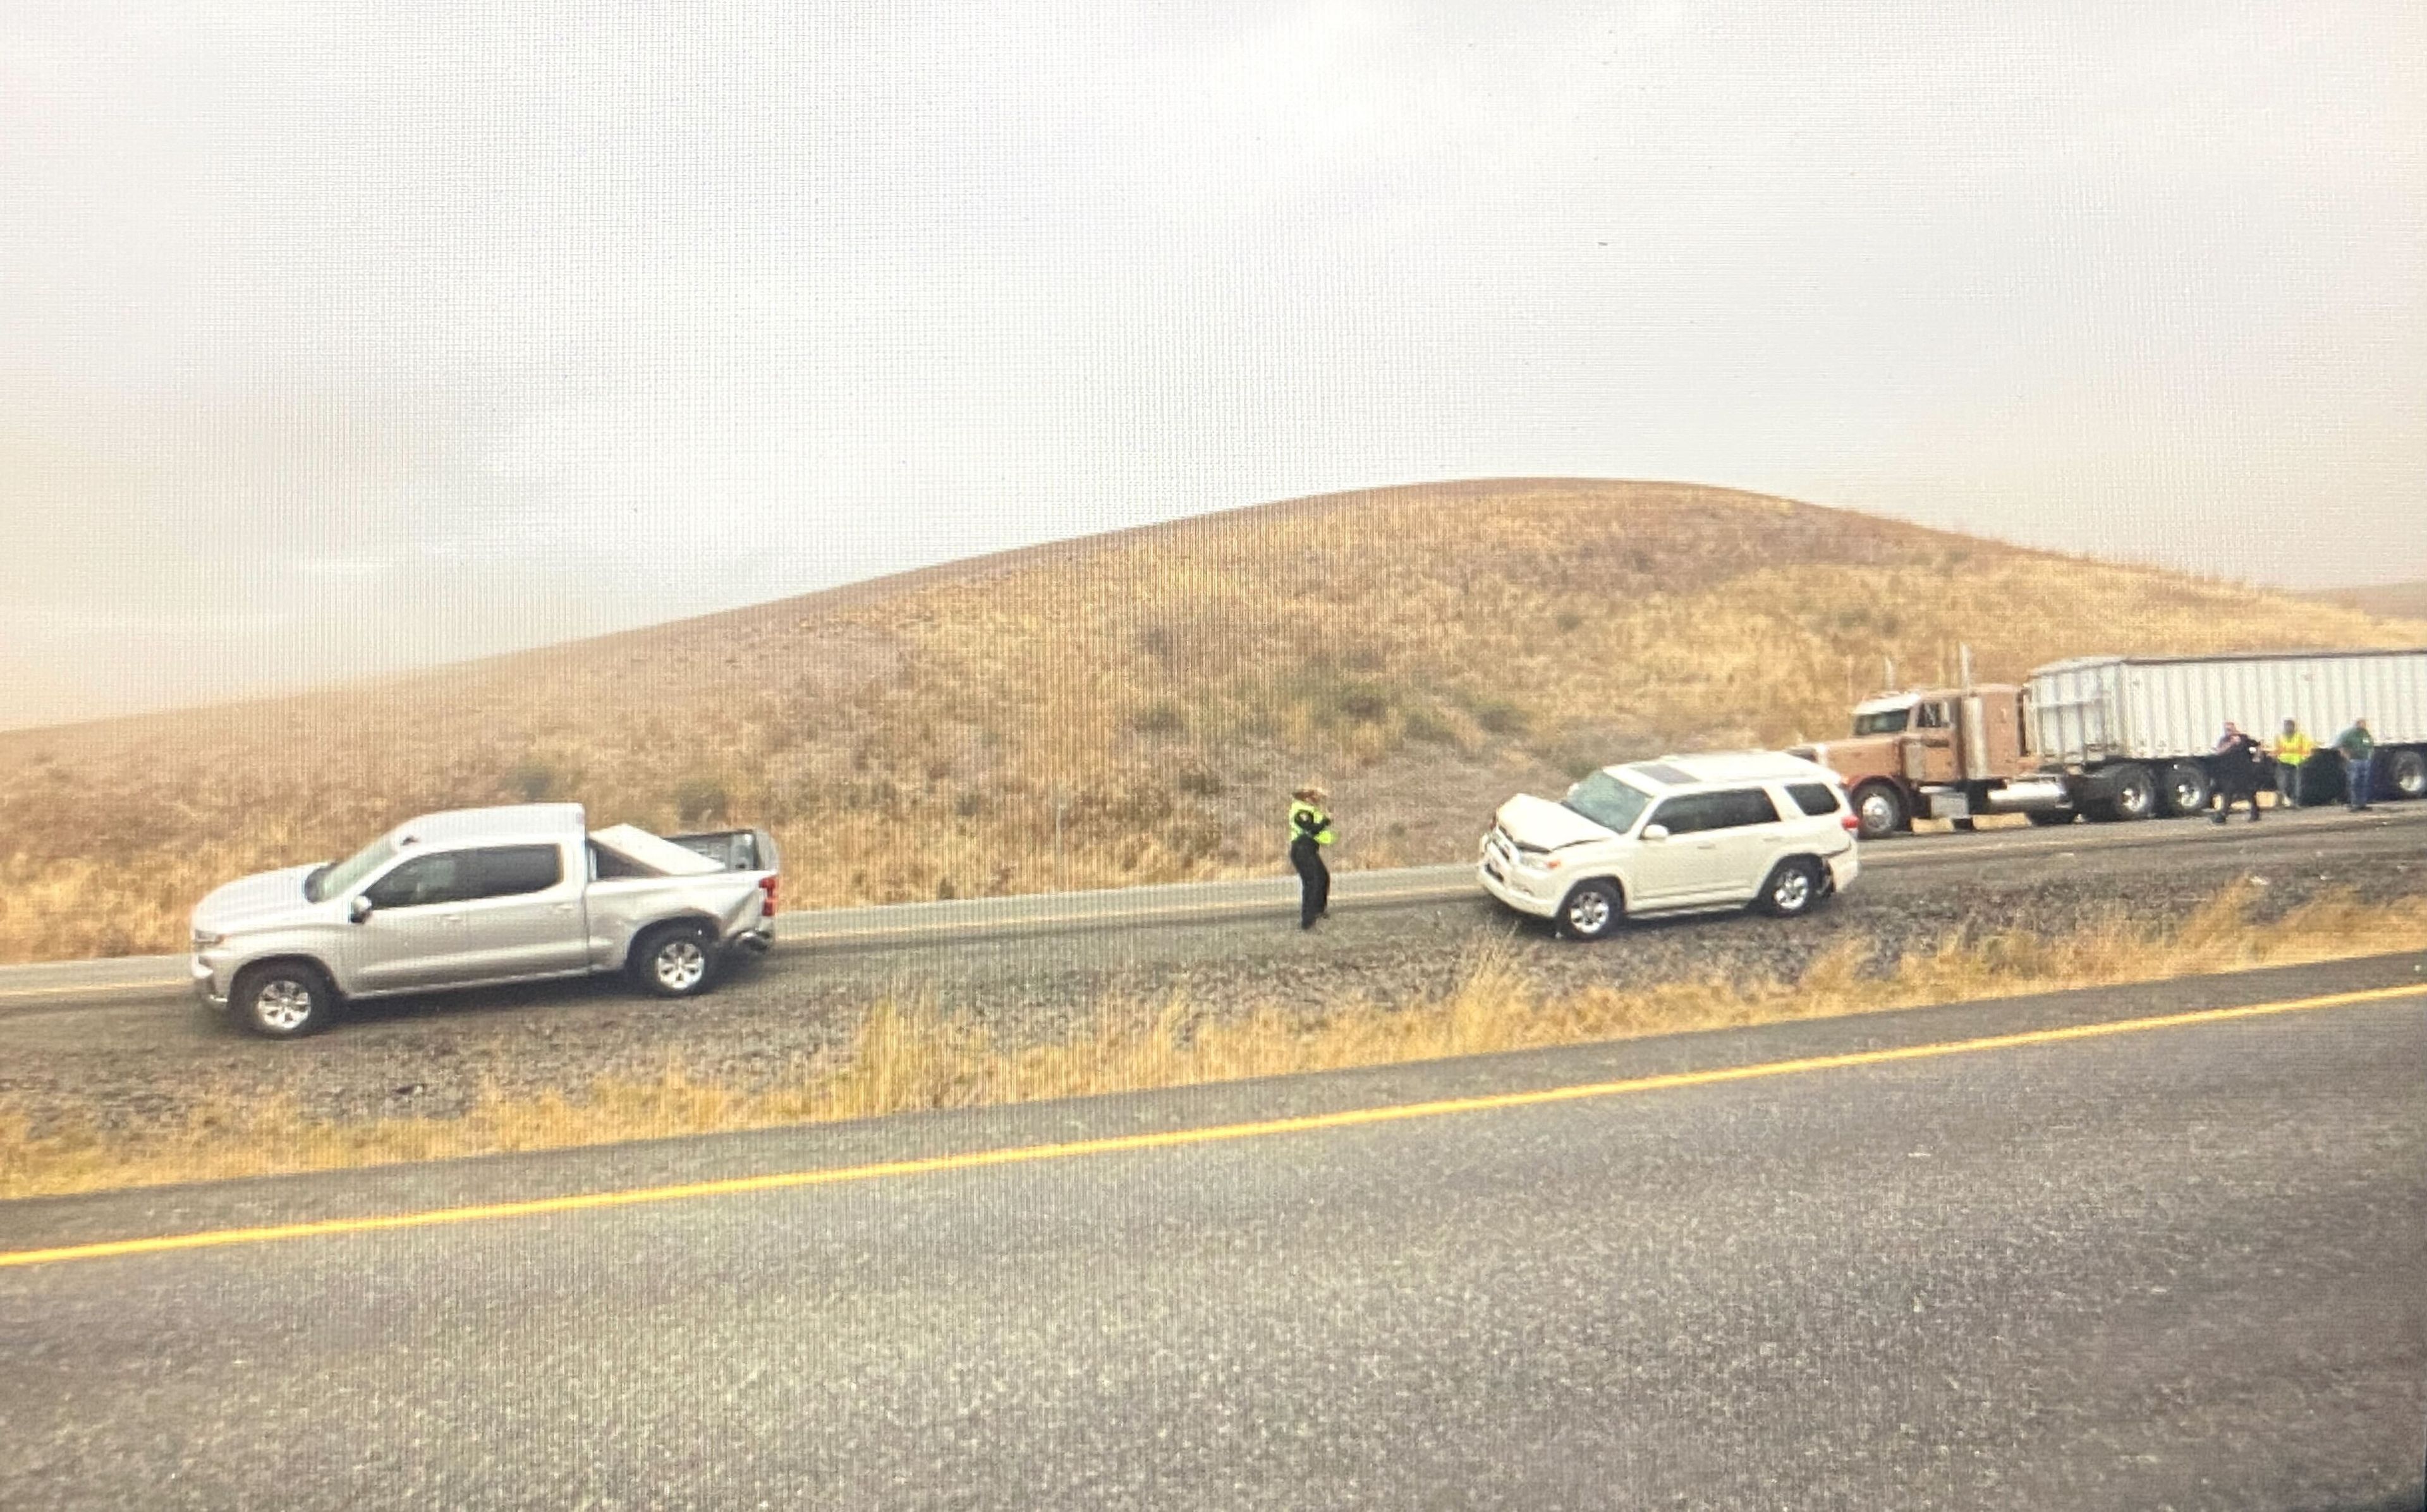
{"left": 5, "top": 978, "right": 2421, "bottom": 1271}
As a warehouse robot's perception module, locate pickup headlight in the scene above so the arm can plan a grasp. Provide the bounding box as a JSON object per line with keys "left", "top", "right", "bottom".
{"left": 192, "top": 929, "right": 226, "bottom": 951}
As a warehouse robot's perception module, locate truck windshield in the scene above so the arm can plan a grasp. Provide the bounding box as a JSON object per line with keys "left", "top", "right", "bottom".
{"left": 1852, "top": 708, "right": 1912, "bottom": 735}
{"left": 1562, "top": 771, "right": 1653, "bottom": 833}
{"left": 310, "top": 835, "right": 398, "bottom": 902}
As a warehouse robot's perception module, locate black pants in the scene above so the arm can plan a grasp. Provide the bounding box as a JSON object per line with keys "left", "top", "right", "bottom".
{"left": 1291, "top": 839, "right": 1330, "bottom": 927}
{"left": 2213, "top": 780, "right": 2260, "bottom": 819}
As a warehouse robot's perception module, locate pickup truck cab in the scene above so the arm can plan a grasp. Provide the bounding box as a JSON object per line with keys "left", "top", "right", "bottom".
{"left": 190, "top": 803, "right": 779, "bottom": 1037}
{"left": 1479, "top": 751, "right": 1859, "bottom": 939}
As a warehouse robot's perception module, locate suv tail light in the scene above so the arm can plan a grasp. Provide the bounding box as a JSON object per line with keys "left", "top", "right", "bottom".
{"left": 1841, "top": 813, "right": 1861, "bottom": 833}
{"left": 759, "top": 874, "right": 781, "bottom": 914}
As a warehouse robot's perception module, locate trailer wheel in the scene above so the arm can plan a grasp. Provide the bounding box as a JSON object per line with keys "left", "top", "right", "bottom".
{"left": 1851, "top": 782, "right": 1907, "bottom": 840}
{"left": 2086, "top": 764, "right": 2158, "bottom": 823}
{"left": 2388, "top": 749, "right": 2426, "bottom": 801}
{"left": 2160, "top": 761, "right": 2212, "bottom": 818}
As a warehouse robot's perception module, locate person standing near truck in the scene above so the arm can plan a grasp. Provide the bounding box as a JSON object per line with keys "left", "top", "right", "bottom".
{"left": 2211, "top": 722, "right": 2263, "bottom": 823}
{"left": 2335, "top": 718, "right": 2378, "bottom": 811}
{"left": 2269, "top": 718, "right": 2314, "bottom": 809}
{"left": 1287, "top": 784, "right": 1337, "bottom": 929}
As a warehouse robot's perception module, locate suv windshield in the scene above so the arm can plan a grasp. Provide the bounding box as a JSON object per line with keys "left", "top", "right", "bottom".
{"left": 309, "top": 834, "right": 398, "bottom": 902}
{"left": 1852, "top": 707, "right": 1912, "bottom": 735}
{"left": 1562, "top": 770, "right": 1653, "bottom": 833}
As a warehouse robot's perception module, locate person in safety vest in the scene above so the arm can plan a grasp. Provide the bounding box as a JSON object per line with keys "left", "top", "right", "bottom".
{"left": 1288, "top": 783, "right": 1336, "bottom": 929}
{"left": 2269, "top": 718, "right": 2314, "bottom": 809}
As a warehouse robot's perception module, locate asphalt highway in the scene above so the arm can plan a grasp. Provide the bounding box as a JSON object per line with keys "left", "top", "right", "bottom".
{"left": 4, "top": 956, "right": 2423, "bottom": 1510}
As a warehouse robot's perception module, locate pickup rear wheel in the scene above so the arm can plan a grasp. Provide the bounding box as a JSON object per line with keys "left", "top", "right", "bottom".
{"left": 634, "top": 923, "right": 717, "bottom": 998}
{"left": 233, "top": 961, "right": 336, "bottom": 1039}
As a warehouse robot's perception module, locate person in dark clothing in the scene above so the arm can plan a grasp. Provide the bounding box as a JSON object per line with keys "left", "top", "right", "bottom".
{"left": 2211, "top": 722, "right": 2263, "bottom": 823}
{"left": 1287, "top": 784, "right": 1336, "bottom": 929}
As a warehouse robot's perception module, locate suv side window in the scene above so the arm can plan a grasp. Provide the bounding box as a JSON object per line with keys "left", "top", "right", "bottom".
{"left": 1649, "top": 794, "right": 1724, "bottom": 835}
{"left": 1651, "top": 789, "right": 1780, "bottom": 834}
{"left": 469, "top": 845, "right": 564, "bottom": 900}
{"left": 363, "top": 852, "right": 472, "bottom": 909}
{"left": 1713, "top": 788, "right": 1784, "bottom": 828}
{"left": 1785, "top": 782, "right": 1841, "bottom": 818}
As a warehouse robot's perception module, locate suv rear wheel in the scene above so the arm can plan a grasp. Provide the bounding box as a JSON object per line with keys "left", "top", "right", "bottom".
{"left": 1756, "top": 857, "right": 1825, "bottom": 918}
{"left": 1558, "top": 880, "right": 1624, "bottom": 941}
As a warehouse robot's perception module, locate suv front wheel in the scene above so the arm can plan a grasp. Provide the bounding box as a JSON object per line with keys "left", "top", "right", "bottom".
{"left": 1558, "top": 880, "right": 1624, "bottom": 941}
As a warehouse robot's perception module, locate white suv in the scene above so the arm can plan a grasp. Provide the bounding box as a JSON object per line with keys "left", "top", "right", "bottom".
{"left": 1478, "top": 751, "right": 1859, "bottom": 939}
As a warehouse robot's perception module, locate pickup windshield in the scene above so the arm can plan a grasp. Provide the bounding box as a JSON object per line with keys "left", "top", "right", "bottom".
{"left": 1852, "top": 708, "right": 1912, "bottom": 735}
{"left": 310, "top": 835, "right": 397, "bottom": 902}
{"left": 1562, "top": 771, "right": 1652, "bottom": 833}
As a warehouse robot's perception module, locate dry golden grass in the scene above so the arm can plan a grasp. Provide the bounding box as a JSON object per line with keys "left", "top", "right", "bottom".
{"left": 7, "top": 885, "right": 2424, "bottom": 1201}
{"left": 6, "top": 479, "right": 2424, "bottom": 962}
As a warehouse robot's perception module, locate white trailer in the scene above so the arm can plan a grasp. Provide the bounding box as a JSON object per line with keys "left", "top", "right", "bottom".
{"left": 2025, "top": 650, "right": 2427, "bottom": 820}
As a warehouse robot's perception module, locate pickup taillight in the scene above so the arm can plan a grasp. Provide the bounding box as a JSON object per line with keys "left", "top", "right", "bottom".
{"left": 759, "top": 874, "right": 781, "bottom": 914}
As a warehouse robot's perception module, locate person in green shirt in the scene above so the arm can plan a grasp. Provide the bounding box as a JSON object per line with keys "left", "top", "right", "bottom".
{"left": 2334, "top": 718, "right": 2376, "bottom": 811}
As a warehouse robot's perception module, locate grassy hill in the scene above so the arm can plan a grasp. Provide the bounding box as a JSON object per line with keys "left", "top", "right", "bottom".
{"left": 2309, "top": 580, "right": 2427, "bottom": 622}
{"left": 5, "top": 478, "right": 2423, "bottom": 962}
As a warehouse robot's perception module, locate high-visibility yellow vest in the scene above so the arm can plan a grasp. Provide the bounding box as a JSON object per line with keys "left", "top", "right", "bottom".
{"left": 2273, "top": 731, "right": 2315, "bottom": 765}
{"left": 1288, "top": 802, "right": 1336, "bottom": 846}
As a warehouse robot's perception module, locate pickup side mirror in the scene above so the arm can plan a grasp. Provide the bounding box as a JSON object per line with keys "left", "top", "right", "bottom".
{"left": 348, "top": 895, "right": 375, "bottom": 924}
{"left": 1640, "top": 824, "right": 1670, "bottom": 842}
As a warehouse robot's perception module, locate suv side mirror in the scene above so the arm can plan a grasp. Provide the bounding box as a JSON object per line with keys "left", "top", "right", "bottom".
{"left": 1640, "top": 824, "right": 1670, "bottom": 842}
{"left": 348, "top": 895, "right": 375, "bottom": 924}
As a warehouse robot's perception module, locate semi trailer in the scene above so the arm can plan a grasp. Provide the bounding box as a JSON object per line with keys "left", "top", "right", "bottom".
{"left": 1793, "top": 648, "right": 2427, "bottom": 837}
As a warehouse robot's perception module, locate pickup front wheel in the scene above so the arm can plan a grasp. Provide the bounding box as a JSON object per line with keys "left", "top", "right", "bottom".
{"left": 633, "top": 923, "right": 717, "bottom": 998}
{"left": 233, "top": 961, "right": 337, "bottom": 1039}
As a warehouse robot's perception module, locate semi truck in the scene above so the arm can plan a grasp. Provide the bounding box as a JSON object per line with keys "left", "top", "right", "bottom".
{"left": 1792, "top": 648, "right": 2427, "bottom": 838}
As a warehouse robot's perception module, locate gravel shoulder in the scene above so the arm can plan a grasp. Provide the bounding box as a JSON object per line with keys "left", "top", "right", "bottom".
{"left": 4, "top": 816, "right": 2424, "bottom": 1136}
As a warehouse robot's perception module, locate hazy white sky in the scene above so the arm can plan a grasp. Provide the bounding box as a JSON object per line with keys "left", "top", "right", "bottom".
{"left": 3, "top": 1, "right": 2422, "bottom": 727}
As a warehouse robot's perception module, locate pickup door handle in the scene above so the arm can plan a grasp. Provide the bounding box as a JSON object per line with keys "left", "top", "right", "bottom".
{"left": 438, "top": 914, "right": 466, "bottom": 926}
{"left": 552, "top": 903, "right": 577, "bottom": 914}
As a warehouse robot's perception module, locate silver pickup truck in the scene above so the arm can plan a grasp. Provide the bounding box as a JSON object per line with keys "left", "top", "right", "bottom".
{"left": 189, "top": 802, "right": 780, "bottom": 1037}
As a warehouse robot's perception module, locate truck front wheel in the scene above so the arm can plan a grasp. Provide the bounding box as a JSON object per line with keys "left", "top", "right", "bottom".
{"left": 1851, "top": 783, "right": 1908, "bottom": 840}
{"left": 633, "top": 923, "right": 718, "bottom": 998}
